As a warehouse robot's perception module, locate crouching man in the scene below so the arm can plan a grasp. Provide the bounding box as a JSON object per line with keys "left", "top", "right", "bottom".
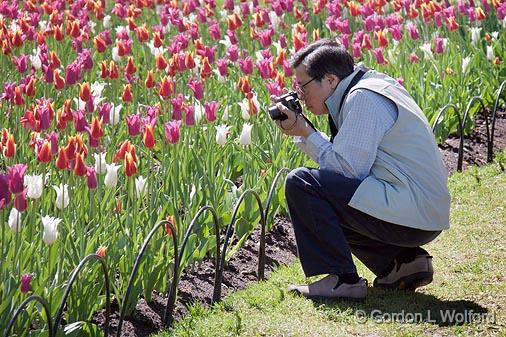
{"left": 271, "top": 38, "right": 450, "bottom": 300}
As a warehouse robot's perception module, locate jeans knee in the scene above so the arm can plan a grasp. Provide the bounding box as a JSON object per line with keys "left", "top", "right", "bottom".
{"left": 285, "top": 167, "right": 310, "bottom": 198}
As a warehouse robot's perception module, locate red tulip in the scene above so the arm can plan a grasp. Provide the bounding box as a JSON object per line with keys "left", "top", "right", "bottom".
{"left": 94, "top": 35, "right": 107, "bottom": 53}
{"left": 155, "top": 54, "right": 167, "bottom": 71}
{"left": 4, "top": 133, "right": 16, "bottom": 158}
{"left": 79, "top": 82, "right": 91, "bottom": 102}
{"left": 143, "top": 124, "right": 156, "bottom": 149}
{"left": 124, "top": 151, "right": 137, "bottom": 177}
{"left": 13, "top": 86, "right": 24, "bottom": 106}
{"left": 145, "top": 70, "right": 155, "bottom": 89}
{"left": 122, "top": 84, "right": 132, "bottom": 103}
{"left": 125, "top": 56, "right": 136, "bottom": 75}
{"left": 73, "top": 152, "right": 87, "bottom": 176}
{"left": 37, "top": 140, "right": 52, "bottom": 163}
{"left": 56, "top": 146, "right": 68, "bottom": 170}
{"left": 53, "top": 69, "right": 65, "bottom": 90}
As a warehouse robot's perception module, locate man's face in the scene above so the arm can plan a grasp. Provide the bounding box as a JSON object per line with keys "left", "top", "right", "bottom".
{"left": 294, "top": 65, "right": 339, "bottom": 115}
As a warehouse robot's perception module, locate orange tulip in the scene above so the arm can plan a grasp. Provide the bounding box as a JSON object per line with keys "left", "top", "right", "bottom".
{"left": 13, "top": 86, "right": 24, "bottom": 106}
{"left": 164, "top": 215, "right": 177, "bottom": 236}
{"left": 159, "top": 76, "right": 173, "bottom": 99}
{"left": 37, "top": 140, "right": 52, "bottom": 163}
{"left": 53, "top": 69, "right": 65, "bottom": 90}
{"left": 155, "top": 54, "right": 167, "bottom": 71}
{"left": 143, "top": 124, "right": 156, "bottom": 149}
{"left": 94, "top": 35, "right": 107, "bottom": 53}
{"left": 24, "top": 77, "right": 36, "bottom": 97}
{"left": 4, "top": 133, "right": 16, "bottom": 158}
{"left": 55, "top": 146, "right": 68, "bottom": 170}
{"left": 135, "top": 24, "right": 149, "bottom": 42}
{"left": 145, "top": 70, "right": 155, "bottom": 89}
{"left": 200, "top": 57, "right": 212, "bottom": 79}
{"left": 90, "top": 116, "right": 103, "bottom": 139}
{"left": 49, "top": 51, "right": 61, "bottom": 69}
{"left": 69, "top": 20, "right": 80, "bottom": 38}
{"left": 185, "top": 51, "right": 195, "bottom": 69}
{"left": 79, "top": 82, "right": 91, "bottom": 102}
{"left": 122, "top": 84, "right": 133, "bottom": 102}
{"left": 124, "top": 151, "right": 137, "bottom": 177}
{"left": 73, "top": 152, "right": 87, "bottom": 176}
{"left": 96, "top": 245, "right": 107, "bottom": 258}
{"left": 99, "top": 61, "right": 109, "bottom": 78}
{"left": 54, "top": 24, "right": 64, "bottom": 41}
{"left": 109, "top": 61, "right": 119, "bottom": 79}
{"left": 153, "top": 31, "right": 163, "bottom": 48}
{"left": 125, "top": 56, "right": 136, "bottom": 75}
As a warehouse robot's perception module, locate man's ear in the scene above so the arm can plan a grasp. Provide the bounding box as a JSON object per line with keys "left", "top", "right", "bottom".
{"left": 325, "top": 74, "right": 340, "bottom": 89}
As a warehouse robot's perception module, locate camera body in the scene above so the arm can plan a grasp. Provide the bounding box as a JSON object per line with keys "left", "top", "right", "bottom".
{"left": 268, "top": 91, "right": 303, "bottom": 121}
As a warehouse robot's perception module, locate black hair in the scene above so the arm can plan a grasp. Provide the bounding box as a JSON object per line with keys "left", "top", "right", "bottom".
{"left": 289, "top": 38, "right": 354, "bottom": 81}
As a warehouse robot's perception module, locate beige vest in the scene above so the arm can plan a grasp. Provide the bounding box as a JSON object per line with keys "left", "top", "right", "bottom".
{"left": 335, "top": 70, "right": 450, "bottom": 231}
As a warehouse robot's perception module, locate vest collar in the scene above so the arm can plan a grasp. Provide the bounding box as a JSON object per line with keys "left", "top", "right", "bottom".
{"left": 325, "top": 66, "right": 363, "bottom": 121}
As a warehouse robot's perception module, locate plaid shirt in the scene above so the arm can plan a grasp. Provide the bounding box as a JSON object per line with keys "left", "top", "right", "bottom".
{"left": 294, "top": 88, "right": 398, "bottom": 180}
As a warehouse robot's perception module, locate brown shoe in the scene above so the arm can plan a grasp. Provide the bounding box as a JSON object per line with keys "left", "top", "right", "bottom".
{"left": 373, "top": 255, "right": 433, "bottom": 290}
{"left": 289, "top": 275, "right": 367, "bottom": 300}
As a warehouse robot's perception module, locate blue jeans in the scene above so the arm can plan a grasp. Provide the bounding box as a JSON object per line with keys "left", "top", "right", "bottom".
{"left": 285, "top": 167, "right": 441, "bottom": 277}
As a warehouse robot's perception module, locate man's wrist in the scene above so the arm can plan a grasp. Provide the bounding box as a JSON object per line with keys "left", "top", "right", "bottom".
{"left": 301, "top": 124, "right": 316, "bottom": 138}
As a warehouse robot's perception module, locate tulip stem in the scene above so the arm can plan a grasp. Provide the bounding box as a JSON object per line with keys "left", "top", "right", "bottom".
{"left": 0, "top": 208, "right": 4, "bottom": 281}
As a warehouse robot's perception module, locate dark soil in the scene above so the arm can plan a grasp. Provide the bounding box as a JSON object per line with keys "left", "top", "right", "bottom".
{"left": 91, "top": 110, "right": 506, "bottom": 337}
{"left": 439, "top": 110, "right": 506, "bottom": 174}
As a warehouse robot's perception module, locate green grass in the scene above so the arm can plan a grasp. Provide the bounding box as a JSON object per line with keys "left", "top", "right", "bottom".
{"left": 157, "top": 158, "right": 506, "bottom": 337}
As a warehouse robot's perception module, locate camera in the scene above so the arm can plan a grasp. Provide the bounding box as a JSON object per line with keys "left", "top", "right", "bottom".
{"left": 268, "top": 91, "right": 303, "bottom": 121}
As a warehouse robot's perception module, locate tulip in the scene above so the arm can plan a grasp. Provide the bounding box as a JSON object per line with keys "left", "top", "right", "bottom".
{"left": 8, "top": 164, "right": 28, "bottom": 195}
{"left": 159, "top": 76, "right": 174, "bottom": 99}
{"left": 164, "top": 215, "right": 177, "bottom": 236}
{"left": 79, "top": 82, "right": 92, "bottom": 102}
{"left": 53, "top": 69, "right": 65, "bottom": 90}
{"left": 124, "top": 151, "right": 137, "bottom": 177}
{"left": 94, "top": 152, "right": 107, "bottom": 175}
{"left": 94, "top": 35, "right": 107, "bottom": 53}
{"left": 200, "top": 57, "right": 212, "bottom": 79}
{"left": 14, "top": 190, "right": 27, "bottom": 212}
{"left": 215, "top": 124, "right": 231, "bottom": 146}
{"left": 73, "top": 152, "right": 87, "bottom": 177}
{"left": 125, "top": 56, "right": 136, "bottom": 75}
{"left": 135, "top": 176, "right": 148, "bottom": 198}
{"left": 122, "top": 84, "right": 133, "bottom": 102}
{"left": 96, "top": 246, "right": 107, "bottom": 258}
{"left": 55, "top": 147, "right": 68, "bottom": 170}
{"left": 238, "top": 56, "right": 254, "bottom": 75}
{"left": 126, "top": 114, "right": 142, "bottom": 136}
{"left": 204, "top": 101, "right": 218, "bottom": 122}
{"left": 187, "top": 79, "right": 204, "bottom": 100}
{"left": 8, "top": 207, "right": 22, "bottom": 232}
{"left": 239, "top": 123, "right": 253, "bottom": 146}
{"left": 20, "top": 274, "right": 32, "bottom": 293}
{"left": 470, "top": 27, "right": 481, "bottom": 46}
{"left": 407, "top": 23, "right": 420, "bottom": 40}
{"left": 434, "top": 37, "right": 445, "bottom": 54}
{"left": 185, "top": 106, "right": 195, "bottom": 126}
{"left": 486, "top": 45, "right": 494, "bottom": 60}
{"left": 104, "top": 163, "right": 121, "bottom": 188}
{"left": 145, "top": 70, "right": 155, "bottom": 89}
{"left": 0, "top": 174, "right": 11, "bottom": 209}
{"left": 419, "top": 43, "right": 433, "bottom": 60}
{"left": 164, "top": 121, "right": 181, "bottom": 144}
{"left": 53, "top": 184, "right": 69, "bottom": 210}
{"left": 87, "top": 167, "right": 97, "bottom": 189}
{"left": 4, "top": 133, "right": 16, "bottom": 157}
{"left": 24, "top": 174, "right": 43, "bottom": 199}
{"left": 110, "top": 104, "right": 122, "bottom": 126}
{"left": 13, "top": 86, "right": 24, "bottom": 106}
{"left": 41, "top": 215, "right": 61, "bottom": 245}
{"left": 373, "top": 48, "right": 388, "bottom": 65}
{"left": 24, "top": 77, "right": 36, "bottom": 97}
{"left": 143, "top": 124, "right": 156, "bottom": 149}
{"left": 37, "top": 140, "right": 52, "bottom": 163}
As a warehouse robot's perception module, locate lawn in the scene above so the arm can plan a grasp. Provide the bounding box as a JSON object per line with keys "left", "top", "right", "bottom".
{"left": 158, "top": 158, "right": 506, "bottom": 337}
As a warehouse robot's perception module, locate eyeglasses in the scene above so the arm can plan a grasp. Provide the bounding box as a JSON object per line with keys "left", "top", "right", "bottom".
{"left": 295, "top": 77, "right": 316, "bottom": 96}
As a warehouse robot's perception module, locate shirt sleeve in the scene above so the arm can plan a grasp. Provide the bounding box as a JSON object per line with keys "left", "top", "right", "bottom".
{"left": 302, "top": 89, "right": 398, "bottom": 180}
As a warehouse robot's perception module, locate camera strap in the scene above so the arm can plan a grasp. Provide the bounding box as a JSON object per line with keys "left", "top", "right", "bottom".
{"left": 329, "top": 68, "right": 368, "bottom": 142}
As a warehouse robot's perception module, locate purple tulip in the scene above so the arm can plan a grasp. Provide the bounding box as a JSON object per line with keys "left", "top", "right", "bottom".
{"left": 216, "top": 58, "right": 228, "bottom": 77}
{"left": 79, "top": 49, "right": 93, "bottom": 71}
{"left": 238, "top": 56, "right": 253, "bottom": 75}
{"left": 434, "top": 37, "right": 444, "bottom": 54}
{"left": 185, "top": 105, "right": 195, "bottom": 127}
{"left": 73, "top": 110, "right": 88, "bottom": 133}
{"left": 126, "top": 114, "right": 142, "bottom": 136}
{"left": 164, "top": 120, "right": 181, "bottom": 144}
{"left": 14, "top": 190, "right": 27, "bottom": 212}
{"left": 8, "top": 164, "right": 27, "bottom": 195}
{"left": 0, "top": 174, "right": 11, "bottom": 209}
{"left": 20, "top": 274, "right": 32, "bottom": 293}
{"left": 226, "top": 44, "right": 239, "bottom": 62}
{"left": 87, "top": 167, "right": 97, "bottom": 189}
{"left": 204, "top": 101, "right": 218, "bottom": 122}
{"left": 65, "top": 62, "right": 81, "bottom": 86}
{"left": 98, "top": 103, "right": 112, "bottom": 124}
{"left": 171, "top": 94, "right": 184, "bottom": 120}
{"left": 188, "top": 79, "right": 204, "bottom": 101}
{"left": 13, "top": 55, "right": 28, "bottom": 73}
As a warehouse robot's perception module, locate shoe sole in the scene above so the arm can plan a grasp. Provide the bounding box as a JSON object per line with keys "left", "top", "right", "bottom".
{"left": 289, "top": 289, "right": 367, "bottom": 302}
{"left": 374, "top": 272, "right": 433, "bottom": 291}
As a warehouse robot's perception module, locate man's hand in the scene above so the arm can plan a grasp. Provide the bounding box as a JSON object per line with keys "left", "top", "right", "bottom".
{"left": 270, "top": 94, "right": 315, "bottom": 138}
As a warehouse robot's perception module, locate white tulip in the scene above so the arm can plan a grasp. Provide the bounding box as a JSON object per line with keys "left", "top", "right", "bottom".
{"left": 486, "top": 45, "right": 494, "bottom": 61}
{"left": 112, "top": 47, "right": 120, "bottom": 62}
{"left": 30, "top": 49, "right": 42, "bottom": 70}
{"left": 491, "top": 31, "right": 499, "bottom": 40}
{"left": 221, "top": 106, "right": 229, "bottom": 122}
{"left": 104, "top": 163, "right": 121, "bottom": 188}
{"left": 268, "top": 11, "right": 280, "bottom": 30}
{"left": 8, "top": 208, "right": 22, "bottom": 233}
{"left": 239, "top": 123, "right": 253, "bottom": 146}
{"left": 103, "top": 15, "right": 111, "bottom": 29}
{"left": 53, "top": 184, "right": 69, "bottom": 210}
{"left": 73, "top": 97, "right": 86, "bottom": 111}
{"left": 135, "top": 176, "right": 148, "bottom": 198}
{"left": 24, "top": 174, "right": 43, "bottom": 199}
{"left": 110, "top": 104, "right": 122, "bottom": 126}
{"left": 41, "top": 215, "right": 62, "bottom": 245}
{"left": 94, "top": 152, "right": 107, "bottom": 175}
{"left": 91, "top": 82, "right": 107, "bottom": 99}
{"left": 462, "top": 57, "right": 471, "bottom": 73}
{"left": 215, "top": 125, "right": 231, "bottom": 146}
{"left": 238, "top": 99, "right": 250, "bottom": 120}
{"left": 470, "top": 27, "right": 481, "bottom": 46}
{"left": 218, "top": 36, "right": 232, "bottom": 49}
{"left": 419, "top": 43, "right": 433, "bottom": 60}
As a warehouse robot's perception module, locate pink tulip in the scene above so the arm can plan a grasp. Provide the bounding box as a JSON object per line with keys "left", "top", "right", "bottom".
{"left": 258, "top": 30, "right": 273, "bottom": 48}
{"left": 164, "top": 120, "right": 181, "bottom": 144}
{"left": 361, "top": 3, "right": 374, "bottom": 16}
{"left": 340, "top": 34, "right": 350, "bottom": 49}
{"left": 389, "top": 25, "right": 403, "bottom": 41}
{"left": 73, "top": 110, "right": 88, "bottom": 133}
{"left": 227, "top": 44, "right": 239, "bottom": 62}
{"left": 266, "top": 82, "right": 282, "bottom": 96}
{"left": 126, "top": 114, "right": 142, "bottom": 136}
{"left": 43, "top": 65, "right": 54, "bottom": 83}
{"left": 8, "top": 164, "right": 27, "bottom": 195}
{"left": 209, "top": 22, "right": 221, "bottom": 40}
{"left": 20, "top": 274, "right": 32, "bottom": 293}
{"left": 0, "top": 174, "right": 11, "bottom": 209}
{"left": 282, "top": 60, "right": 293, "bottom": 77}
{"left": 13, "top": 55, "right": 28, "bottom": 73}
{"left": 185, "top": 106, "right": 195, "bottom": 126}
{"left": 373, "top": 48, "right": 388, "bottom": 65}
{"left": 204, "top": 101, "right": 219, "bottom": 122}
{"left": 87, "top": 167, "right": 97, "bottom": 189}
{"left": 257, "top": 59, "right": 274, "bottom": 79}
{"left": 14, "top": 189, "right": 27, "bottom": 212}
{"left": 409, "top": 52, "right": 419, "bottom": 63}
{"left": 98, "top": 103, "right": 112, "bottom": 124}
{"left": 171, "top": 94, "right": 184, "bottom": 120}
{"left": 65, "top": 62, "right": 81, "bottom": 86}
{"left": 78, "top": 49, "right": 93, "bottom": 70}
{"left": 352, "top": 43, "right": 362, "bottom": 58}
{"left": 434, "top": 37, "right": 444, "bottom": 54}
{"left": 226, "top": 30, "right": 238, "bottom": 44}
{"left": 407, "top": 23, "right": 420, "bottom": 40}
{"left": 216, "top": 58, "right": 229, "bottom": 77}
{"left": 224, "top": 0, "right": 234, "bottom": 10}
{"left": 239, "top": 56, "right": 254, "bottom": 75}
{"left": 337, "top": 19, "right": 351, "bottom": 34}
{"left": 188, "top": 79, "right": 204, "bottom": 100}
{"left": 45, "top": 132, "right": 59, "bottom": 155}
